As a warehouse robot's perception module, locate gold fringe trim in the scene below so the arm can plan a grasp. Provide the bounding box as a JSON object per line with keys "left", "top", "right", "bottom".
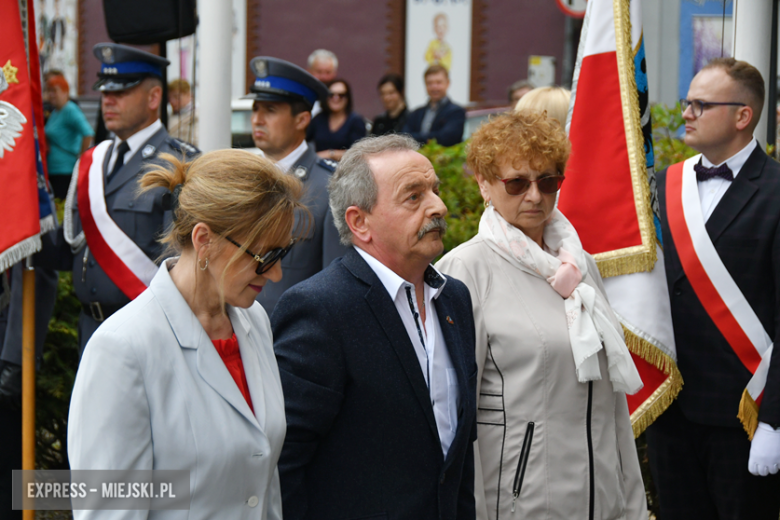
{"left": 596, "top": 250, "right": 656, "bottom": 279}
{"left": 591, "top": 0, "right": 656, "bottom": 281}
{"left": 624, "top": 326, "right": 684, "bottom": 438}
{"left": 738, "top": 389, "right": 759, "bottom": 441}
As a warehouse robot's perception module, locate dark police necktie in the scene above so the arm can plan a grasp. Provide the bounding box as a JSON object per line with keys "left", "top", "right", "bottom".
{"left": 694, "top": 161, "right": 733, "bottom": 182}
{"left": 108, "top": 141, "right": 130, "bottom": 180}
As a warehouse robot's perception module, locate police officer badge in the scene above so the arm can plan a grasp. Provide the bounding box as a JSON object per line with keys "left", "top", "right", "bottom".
{"left": 294, "top": 166, "right": 307, "bottom": 179}
{"left": 142, "top": 144, "right": 156, "bottom": 158}
{"left": 255, "top": 60, "right": 268, "bottom": 78}
{"left": 102, "top": 46, "right": 114, "bottom": 64}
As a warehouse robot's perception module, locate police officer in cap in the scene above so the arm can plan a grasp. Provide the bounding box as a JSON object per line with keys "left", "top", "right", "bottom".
{"left": 43, "top": 43, "right": 199, "bottom": 354}
{"left": 245, "top": 56, "right": 349, "bottom": 314}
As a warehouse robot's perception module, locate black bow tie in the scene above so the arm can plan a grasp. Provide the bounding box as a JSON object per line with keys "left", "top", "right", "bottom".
{"left": 694, "top": 162, "right": 733, "bottom": 182}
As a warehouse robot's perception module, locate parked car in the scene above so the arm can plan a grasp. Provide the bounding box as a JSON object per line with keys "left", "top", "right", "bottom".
{"left": 463, "top": 103, "right": 512, "bottom": 141}
{"left": 231, "top": 98, "right": 262, "bottom": 154}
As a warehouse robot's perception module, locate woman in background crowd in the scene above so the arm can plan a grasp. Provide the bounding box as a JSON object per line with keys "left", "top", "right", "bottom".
{"left": 44, "top": 73, "right": 94, "bottom": 199}
{"left": 68, "top": 149, "right": 304, "bottom": 519}
{"left": 307, "top": 78, "right": 366, "bottom": 161}
{"left": 371, "top": 73, "right": 409, "bottom": 136}
{"left": 514, "top": 85, "right": 571, "bottom": 127}
{"left": 437, "top": 111, "right": 646, "bottom": 519}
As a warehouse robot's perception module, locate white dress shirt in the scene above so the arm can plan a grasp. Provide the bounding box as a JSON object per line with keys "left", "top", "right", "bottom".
{"left": 275, "top": 140, "right": 309, "bottom": 172}
{"left": 698, "top": 139, "right": 757, "bottom": 221}
{"left": 355, "top": 246, "right": 459, "bottom": 457}
{"left": 106, "top": 119, "right": 163, "bottom": 174}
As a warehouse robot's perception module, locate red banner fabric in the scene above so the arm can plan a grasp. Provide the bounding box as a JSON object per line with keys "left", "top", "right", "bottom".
{"left": 0, "top": 0, "right": 42, "bottom": 270}
{"left": 558, "top": 51, "right": 641, "bottom": 255}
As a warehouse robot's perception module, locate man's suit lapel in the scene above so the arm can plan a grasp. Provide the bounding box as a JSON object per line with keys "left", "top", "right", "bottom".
{"left": 105, "top": 128, "right": 168, "bottom": 196}
{"left": 341, "top": 249, "right": 440, "bottom": 442}
{"left": 433, "top": 289, "right": 471, "bottom": 465}
{"left": 704, "top": 146, "right": 765, "bottom": 243}
{"left": 670, "top": 146, "right": 765, "bottom": 285}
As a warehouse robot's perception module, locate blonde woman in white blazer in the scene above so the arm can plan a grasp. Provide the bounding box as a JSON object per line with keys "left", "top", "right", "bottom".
{"left": 68, "top": 149, "right": 305, "bottom": 519}
{"left": 437, "top": 112, "right": 646, "bottom": 519}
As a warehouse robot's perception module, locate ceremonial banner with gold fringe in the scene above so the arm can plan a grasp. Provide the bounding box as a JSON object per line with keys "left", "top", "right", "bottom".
{"left": 558, "top": 0, "right": 682, "bottom": 437}
{"left": 0, "top": 0, "right": 54, "bottom": 273}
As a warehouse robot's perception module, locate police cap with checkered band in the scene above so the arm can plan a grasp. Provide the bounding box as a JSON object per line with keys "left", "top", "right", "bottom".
{"left": 243, "top": 57, "right": 328, "bottom": 110}
{"left": 92, "top": 43, "right": 170, "bottom": 92}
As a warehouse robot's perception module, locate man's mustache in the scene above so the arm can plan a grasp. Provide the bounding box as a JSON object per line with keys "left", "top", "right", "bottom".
{"left": 418, "top": 218, "right": 448, "bottom": 240}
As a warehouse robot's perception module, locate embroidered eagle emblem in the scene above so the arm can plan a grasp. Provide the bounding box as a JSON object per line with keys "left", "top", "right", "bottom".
{"left": 0, "top": 72, "right": 27, "bottom": 159}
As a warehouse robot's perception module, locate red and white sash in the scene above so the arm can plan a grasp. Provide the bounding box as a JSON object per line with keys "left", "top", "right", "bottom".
{"left": 76, "top": 141, "right": 157, "bottom": 300}
{"left": 666, "top": 155, "right": 773, "bottom": 438}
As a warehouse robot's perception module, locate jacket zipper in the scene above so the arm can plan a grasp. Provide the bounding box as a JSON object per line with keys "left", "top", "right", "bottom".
{"left": 511, "top": 421, "right": 534, "bottom": 513}
{"left": 586, "top": 381, "right": 594, "bottom": 520}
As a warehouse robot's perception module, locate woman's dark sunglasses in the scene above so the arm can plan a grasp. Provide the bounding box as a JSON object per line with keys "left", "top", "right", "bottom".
{"left": 498, "top": 174, "right": 565, "bottom": 196}
{"left": 226, "top": 237, "right": 296, "bottom": 275}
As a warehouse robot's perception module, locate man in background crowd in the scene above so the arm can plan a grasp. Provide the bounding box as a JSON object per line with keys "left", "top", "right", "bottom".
{"left": 245, "top": 56, "right": 348, "bottom": 314}
{"left": 168, "top": 78, "right": 198, "bottom": 146}
{"left": 307, "top": 49, "right": 338, "bottom": 117}
{"left": 404, "top": 64, "right": 465, "bottom": 147}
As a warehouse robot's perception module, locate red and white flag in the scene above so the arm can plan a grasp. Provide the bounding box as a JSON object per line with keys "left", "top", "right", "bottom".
{"left": 558, "top": 0, "right": 681, "bottom": 436}
{"left": 0, "top": 0, "right": 54, "bottom": 272}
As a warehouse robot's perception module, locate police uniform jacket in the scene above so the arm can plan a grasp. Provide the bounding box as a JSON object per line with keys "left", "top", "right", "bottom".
{"left": 256, "top": 145, "right": 349, "bottom": 314}
{"left": 69, "top": 259, "right": 285, "bottom": 520}
{"left": 65, "top": 125, "right": 198, "bottom": 350}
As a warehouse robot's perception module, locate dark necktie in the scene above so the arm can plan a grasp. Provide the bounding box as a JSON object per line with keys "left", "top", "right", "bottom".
{"left": 694, "top": 161, "right": 733, "bottom": 182}
{"left": 109, "top": 141, "right": 130, "bottom": 180}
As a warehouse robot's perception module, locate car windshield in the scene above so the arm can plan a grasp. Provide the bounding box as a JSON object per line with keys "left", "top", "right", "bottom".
{"left": 231, "top": 106, "right": 254, "bottom": 148}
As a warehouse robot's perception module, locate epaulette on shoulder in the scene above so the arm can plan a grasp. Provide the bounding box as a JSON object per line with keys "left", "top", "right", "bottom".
{"left": 167, "top": 137, "right": 200, "bottom": 157}
{"left": 317, "top": 158, "right": 338, "bottom": 172}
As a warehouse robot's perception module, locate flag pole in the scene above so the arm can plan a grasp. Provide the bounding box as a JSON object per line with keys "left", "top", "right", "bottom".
{"left": 21, "top": 259, "right": 35, "bottom": 519}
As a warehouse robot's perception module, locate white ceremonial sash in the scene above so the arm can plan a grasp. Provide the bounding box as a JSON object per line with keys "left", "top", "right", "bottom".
{"left": 666, "top": 155, "right": 773, "bottom": 438}
{"left": 76, "top": 141, "right": 157, "bottom": 300}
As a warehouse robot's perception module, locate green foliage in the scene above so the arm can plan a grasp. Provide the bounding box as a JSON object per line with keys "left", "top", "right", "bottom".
{"left": 36, "top": 271, "right": 80, "bottom": 470}
{"left": 417, "top": 140, "right": 483, "bottom": 255}
{"left": 651, "top": 102, "right": 697, "bottom": 171}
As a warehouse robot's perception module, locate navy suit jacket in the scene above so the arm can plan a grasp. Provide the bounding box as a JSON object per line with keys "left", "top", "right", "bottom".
{"left": 404, "top": 98, "right": 466, "bottom": 147}
{"left": 658, "top": 145, "right": 780, "bottom": 428}
{"left": 272, "top": 247, "right": 478, "bottom": 520}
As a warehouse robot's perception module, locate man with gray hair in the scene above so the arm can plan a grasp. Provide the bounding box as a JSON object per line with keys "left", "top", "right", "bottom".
{"left": 272, "top": 134, "right": 478, "bottom": 520}
{"left": 307, "top": 49, "right": 338, "bottom": 83}
{"left": 307, "top": 49, "right": 338, "bottom": 117}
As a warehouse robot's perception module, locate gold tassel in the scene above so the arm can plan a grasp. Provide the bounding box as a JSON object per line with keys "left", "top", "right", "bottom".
{"left": 623, "top": 327, "right": 684, "bottom": 438}
{"left": 738, "top": 389, "right": 759, "bottom": 441}
{"left": 596, "top": 251, "right": 657, "bottom": 279}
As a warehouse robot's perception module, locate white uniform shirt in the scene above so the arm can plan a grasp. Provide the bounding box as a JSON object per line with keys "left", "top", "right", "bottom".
{"left": 698, "top": 139, "right": 757, "bottom": 221}
{"left": 106, "top": 119, "right": 163, "bottom": 174}
{"left": 355, "top": 246, "right": 459, "bottom": 457}
{"left": 275, "top": 140, "right": 309, "bottom": 172}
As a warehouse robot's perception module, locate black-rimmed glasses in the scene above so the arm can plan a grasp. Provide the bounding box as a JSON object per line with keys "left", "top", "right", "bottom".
{"left": 226, "top": 237, "right": 296, "bottom": 275}
{"left": 498, "top": 174, "right": 565, "bottom": 196}
{"left": 680, "top": 99, "right": 746, "bottom": 118}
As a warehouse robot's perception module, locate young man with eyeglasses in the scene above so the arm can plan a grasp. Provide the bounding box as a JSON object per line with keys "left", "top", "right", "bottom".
{"left": 244, "top": 56, "right": 349, "bottom": 314}
{"left": 651, "top": 57, "right": 780, "bottom": 519}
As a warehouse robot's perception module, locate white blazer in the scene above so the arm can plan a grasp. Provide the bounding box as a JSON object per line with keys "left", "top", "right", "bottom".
{"left": 68, "top": 259, "right": 286, "bottom": 519}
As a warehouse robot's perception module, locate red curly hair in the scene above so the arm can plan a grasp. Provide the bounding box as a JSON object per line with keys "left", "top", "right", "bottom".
{"left": 466, "top": 111, "right": 570, "bottom": 181}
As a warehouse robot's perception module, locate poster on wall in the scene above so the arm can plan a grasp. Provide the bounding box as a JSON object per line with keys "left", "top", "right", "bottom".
{"left": 405, "top": 0, "right": 472, "bottom": 110}
{"left": 34, "top": 0, "right": 78, "bottom": 95}
{"left": 692, "top": 16, "right": 732, "bottom": 74}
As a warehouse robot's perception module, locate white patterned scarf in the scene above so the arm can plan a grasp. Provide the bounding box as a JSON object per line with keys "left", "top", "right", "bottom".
{"left": 478, "top": 205, "right": 643, "bottom": 394}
